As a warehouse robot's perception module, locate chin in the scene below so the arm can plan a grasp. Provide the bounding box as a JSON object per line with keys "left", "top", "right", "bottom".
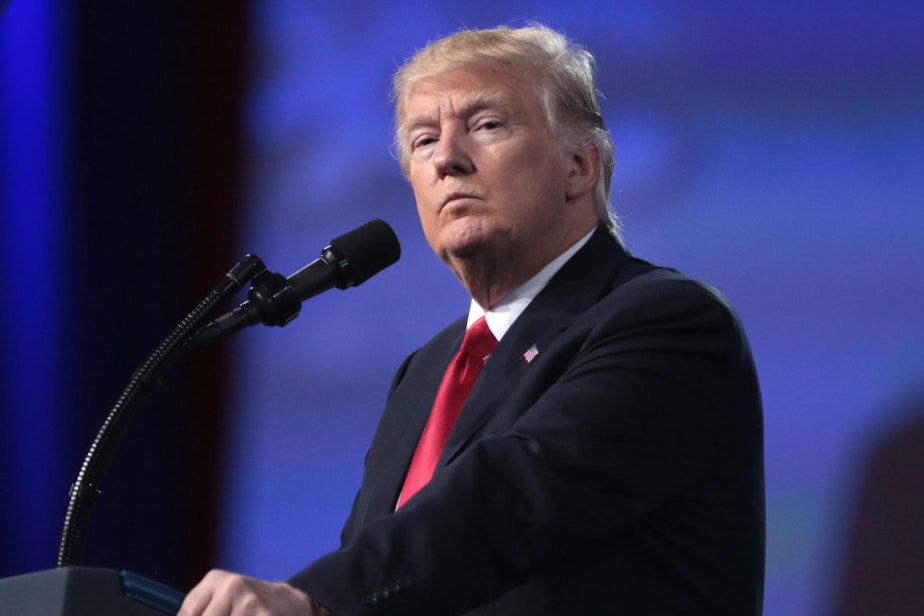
{"left": 440, "top": 219, "right": 495, "bottom": 259}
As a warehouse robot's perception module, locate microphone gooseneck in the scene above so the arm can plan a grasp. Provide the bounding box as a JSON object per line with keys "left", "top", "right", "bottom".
{"left": 57, "top": 220, "right": 400, "bottom": 567}
{"left": 57, "top": 254, "right": 268, "bottom": 568}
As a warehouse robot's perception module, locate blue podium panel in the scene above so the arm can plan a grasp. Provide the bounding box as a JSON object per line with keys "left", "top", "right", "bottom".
{"left": 0, "top": 567, "right": 185, "bottom": 615}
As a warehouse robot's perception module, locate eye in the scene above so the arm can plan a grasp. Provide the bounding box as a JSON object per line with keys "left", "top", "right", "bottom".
{"left": 477, "top": 120, "right": 502, "bottom": 131}
{"left": 410, "top": 134, "right": 438, "bottom": 151}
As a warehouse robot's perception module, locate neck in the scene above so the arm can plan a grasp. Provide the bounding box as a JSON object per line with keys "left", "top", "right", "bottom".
{"left": 451, "top": 220, "right": 598, "bottom": 309}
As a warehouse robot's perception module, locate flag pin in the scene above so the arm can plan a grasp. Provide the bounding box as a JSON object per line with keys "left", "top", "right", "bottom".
{"left": 522, "top": 344, "right": 540, "bottom": 364}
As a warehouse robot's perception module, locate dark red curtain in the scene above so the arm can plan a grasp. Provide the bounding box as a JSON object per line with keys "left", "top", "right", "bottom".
{"left": 64, "top": 1, "right": 248, "bottom": 589}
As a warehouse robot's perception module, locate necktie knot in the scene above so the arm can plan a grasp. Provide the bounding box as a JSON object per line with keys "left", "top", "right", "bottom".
{"left": 460, "top": 317, "right": 497, "bottom": 362}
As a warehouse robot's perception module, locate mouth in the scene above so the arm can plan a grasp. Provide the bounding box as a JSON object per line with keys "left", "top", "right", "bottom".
{"left": 441, "top": 193, "right": 479, "bottom": 212}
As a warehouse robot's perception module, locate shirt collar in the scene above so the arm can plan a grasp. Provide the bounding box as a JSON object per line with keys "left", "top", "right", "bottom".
{"left": 467, "top": 228, "right": 595, "bottom": 341}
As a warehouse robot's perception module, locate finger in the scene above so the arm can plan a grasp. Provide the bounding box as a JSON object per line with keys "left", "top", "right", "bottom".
{"left": 178, "top": 570, "right": 228, "bottom": 616}
{"left": 178, "top": 586, "right": 213, "bottom": 616}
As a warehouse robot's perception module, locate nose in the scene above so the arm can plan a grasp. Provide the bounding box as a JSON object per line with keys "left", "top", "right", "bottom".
{"left": 432, "top": 129, "right": 474, "bottom": 177}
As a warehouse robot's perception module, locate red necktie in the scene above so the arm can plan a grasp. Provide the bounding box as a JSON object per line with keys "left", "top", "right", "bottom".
{"left": 397, "top": 317, "right": 497, "bottom": 508}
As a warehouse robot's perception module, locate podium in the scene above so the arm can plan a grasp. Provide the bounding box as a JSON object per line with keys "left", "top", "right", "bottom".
{"left": 0, "top": 567, "right": 186, "bottom": 615}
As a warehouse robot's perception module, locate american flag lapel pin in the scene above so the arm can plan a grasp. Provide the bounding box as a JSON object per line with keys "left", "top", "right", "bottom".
{"left": 522, "top": 344, "right": 540, "bottom": 364}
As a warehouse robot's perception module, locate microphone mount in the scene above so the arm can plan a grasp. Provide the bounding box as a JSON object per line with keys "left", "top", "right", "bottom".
{"left": 186, "top": 219, "right": 401, "bottom": 350}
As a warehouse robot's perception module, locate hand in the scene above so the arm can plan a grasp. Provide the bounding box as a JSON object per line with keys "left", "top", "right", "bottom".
{"left": 179, "top": 569, "right": 334, "bottom": 616}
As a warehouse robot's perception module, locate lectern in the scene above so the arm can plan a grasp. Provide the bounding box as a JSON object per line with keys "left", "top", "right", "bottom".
{"left": 0, "top": 566, "right": 185, "bottom": 615}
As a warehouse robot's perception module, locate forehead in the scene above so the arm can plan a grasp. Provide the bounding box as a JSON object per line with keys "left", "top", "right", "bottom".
{"left": 399, "top": 68, "right": 544, "bottom": 125}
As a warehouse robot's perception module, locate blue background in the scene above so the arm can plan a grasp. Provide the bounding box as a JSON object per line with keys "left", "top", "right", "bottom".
{"left": 2, "top": 2, "right": 922, "bottom": 614}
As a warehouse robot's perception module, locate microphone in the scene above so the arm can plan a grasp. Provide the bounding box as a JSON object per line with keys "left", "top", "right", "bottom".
{"left": 189, "top": 219, "right": 400, "bottom": 348}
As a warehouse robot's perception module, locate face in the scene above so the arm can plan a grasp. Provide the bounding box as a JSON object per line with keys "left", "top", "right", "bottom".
{"left": 399, "top": 68, "right": 593, "bottom": 293}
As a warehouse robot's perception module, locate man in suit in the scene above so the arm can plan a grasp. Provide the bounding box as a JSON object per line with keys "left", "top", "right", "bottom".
{"left": 181, "top": 24, "right": 764, "bottom": 615}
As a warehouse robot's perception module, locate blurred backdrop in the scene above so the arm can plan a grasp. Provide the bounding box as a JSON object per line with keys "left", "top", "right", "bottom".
{"left": 1, "top": 2, "right": 922, "bottom": 615}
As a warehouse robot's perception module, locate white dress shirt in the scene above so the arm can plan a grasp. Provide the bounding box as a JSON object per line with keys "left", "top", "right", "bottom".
{"left": 467, "top": 229, "right": 595, "bottom": 341}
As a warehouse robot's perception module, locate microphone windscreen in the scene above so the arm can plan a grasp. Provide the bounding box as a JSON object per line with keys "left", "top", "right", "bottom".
{"left": 328, "top": 219, "right": 401, "bottom": 287}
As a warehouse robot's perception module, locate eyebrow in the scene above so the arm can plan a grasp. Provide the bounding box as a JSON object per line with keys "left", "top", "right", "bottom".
{"left": 399, "top": 91, "right": 515, "bottom": 140}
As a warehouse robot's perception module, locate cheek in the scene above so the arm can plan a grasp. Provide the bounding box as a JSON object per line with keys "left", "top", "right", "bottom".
{"left": 501, "top": 139, "right": 564, "bottom": 187}
{"left": 413, "top": 194, "right": 440, "bottom": 245}
{"left": 500, "top": 155, "right": 566, "bottom": 210}
{"left": 410, "top": 175, "right": 434, "bottom": 217}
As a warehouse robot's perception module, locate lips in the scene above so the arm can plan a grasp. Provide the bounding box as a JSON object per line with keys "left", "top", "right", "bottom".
{"left": 441, "top": 192, "right": 479, "bottom": 211}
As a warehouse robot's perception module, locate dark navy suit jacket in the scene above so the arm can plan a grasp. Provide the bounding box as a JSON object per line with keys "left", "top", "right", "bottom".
{"left": 291, "top": 226, "right": 765, "bottom": 615}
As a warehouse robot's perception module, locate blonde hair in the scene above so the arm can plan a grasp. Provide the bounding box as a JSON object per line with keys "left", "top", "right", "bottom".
{"left": 392, "top": 24, "right": 617, "bottom": 228}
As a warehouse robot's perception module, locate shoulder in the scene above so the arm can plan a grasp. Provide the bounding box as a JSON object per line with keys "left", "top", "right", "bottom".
{"left": 609, "top": 262, "right": 738, "bottom": 317}
{"left": 584, "top": 262, "right": 753, "bottom": 366}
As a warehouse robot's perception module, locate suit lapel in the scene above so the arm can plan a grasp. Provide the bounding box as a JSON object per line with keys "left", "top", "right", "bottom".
{"left": 358, "top": 320, "right": 466, "bottom": 518}
{"left": 439, "top": 226, "right": 632, "bottom": 466}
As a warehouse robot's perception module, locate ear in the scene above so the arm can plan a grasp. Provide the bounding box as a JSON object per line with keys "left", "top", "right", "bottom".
{"left": 564, "top": 142, "right": 601, "bottom": 201}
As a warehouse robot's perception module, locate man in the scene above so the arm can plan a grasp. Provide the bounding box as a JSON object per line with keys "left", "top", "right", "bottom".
{"left": 181, "top": 24, "right": 764, "bottom": 615}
